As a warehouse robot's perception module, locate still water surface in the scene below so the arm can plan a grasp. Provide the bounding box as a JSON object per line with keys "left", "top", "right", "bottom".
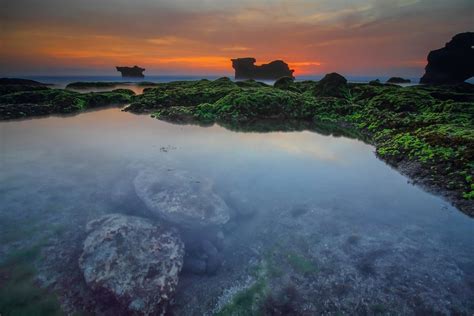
{"left": 0, "top": 106, "right": 473, "bottom": 314}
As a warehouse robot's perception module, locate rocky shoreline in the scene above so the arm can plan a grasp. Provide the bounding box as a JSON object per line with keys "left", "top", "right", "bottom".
{"left": 0, "top": 80, "right": 135, "bottom": 120}
{"left": 125, "top": 76, "right": 473, "bottom": 216}
{"left": 0, "top": 78, "right": 473, "bottom": 314}
{"left": 1, "top": 76, "right": 472, "bottom": 215}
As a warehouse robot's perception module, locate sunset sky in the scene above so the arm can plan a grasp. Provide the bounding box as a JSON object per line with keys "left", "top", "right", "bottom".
{"left": 1, "top": 0, "right": 473, "bottom": 77}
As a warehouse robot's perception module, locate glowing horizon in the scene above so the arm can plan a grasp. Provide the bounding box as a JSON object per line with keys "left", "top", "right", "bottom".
{"left": 1, "top": 0, "right": 473, "bottom": 77}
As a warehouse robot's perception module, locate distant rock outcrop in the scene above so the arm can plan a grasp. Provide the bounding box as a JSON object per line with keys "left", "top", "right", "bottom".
{"left": 116, "top": 65, "right": 145, "bottom": 78}
{"left": 387, "top": 77, "right": 411, "bottom": 84}
{"left": 231, "top": 58, "right": 294, "bottom": 80}
{"left": 420, "top": 32, "right": 474, "bottom": 84}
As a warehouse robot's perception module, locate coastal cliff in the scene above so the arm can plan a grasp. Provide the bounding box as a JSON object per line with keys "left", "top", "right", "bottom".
{"left": 420, "top": 32, "right": 474, "bottom": 84}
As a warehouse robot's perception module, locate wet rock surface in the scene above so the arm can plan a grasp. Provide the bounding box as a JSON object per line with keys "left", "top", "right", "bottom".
{"left": 134, "top": 168, "right": 231, "bottom": 227}
{"left": 78, "top": 214, "right": 185, "bottom": 315}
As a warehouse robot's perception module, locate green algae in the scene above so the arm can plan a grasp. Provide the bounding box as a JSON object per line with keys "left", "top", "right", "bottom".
{"left": 215, "top": 280, "right": 267, "bottom": 316}
{"left": 286, "top": 253, "right": 318, "bottom": 275}
{"left": 132, "top": 77, "right": 474, "bottom": 213}
{"left": 0, "top": 87, "right": 134, "bottom": 120}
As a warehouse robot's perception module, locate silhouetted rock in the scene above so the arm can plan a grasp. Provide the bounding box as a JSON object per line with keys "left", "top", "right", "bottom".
{"left": 387, "top": 77, "right": 411, "bottom": 84}
{"left": 369, "top": 79, "right": 382, "bottom": 86}
{"left": 116, "top": 65, "right": 145, "bottom": 78}
{"left": 66, "top": 82, "right": 121, "bottom": 89}
{"left": 79, "top": 214, "right": 184, "bottom": 315}
{"left": 231, "top": 58, "right": 294, "bottom": 80}
{"left": 420, "top": 32, "right": 474, "bottom": 84}
{"left": 314, "top": 73, "right": 347, "bottom": 97}
{"left": 0, "top": 78, "right": 47, "bottom": 86}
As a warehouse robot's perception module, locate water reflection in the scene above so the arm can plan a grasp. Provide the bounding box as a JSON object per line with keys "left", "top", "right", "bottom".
{"left": 0, "top": 108, "right": 473, "bottom": 314}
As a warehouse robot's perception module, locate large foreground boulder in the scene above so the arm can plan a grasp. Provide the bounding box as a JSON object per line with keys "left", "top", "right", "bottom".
{"left": 420, "top": 32, "right": 474, "bottom": 84}
{"left": 79, "top": 214, "right": 184, "bottom": 315}
{"left": 134, "top": 169, "right": 231, "bottom": 227}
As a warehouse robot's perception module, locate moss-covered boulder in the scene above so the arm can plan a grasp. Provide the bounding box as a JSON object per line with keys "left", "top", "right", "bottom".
{"left": 314, "top": 73, "right": 348, "bottom": 98}
{"left": 193, "top": 88, "right": 318, "bottom": 123}
{"left": 273, "top": 76, "right": 295, "bottom": 90}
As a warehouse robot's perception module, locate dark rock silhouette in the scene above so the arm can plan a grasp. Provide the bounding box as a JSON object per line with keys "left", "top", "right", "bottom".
{"left": 314, "top": 73, "right": 347, "bottom": 97}
{"left": 369, "top": 79, "right": 382, "bottom": 86}
{"left": 387, "top": 77, "right": 411, "bottom": 84}
{"left": 231, "top": 58, "right": 294, "bottom": 80}
{"left": 420, "top": 32, "right": 474, "bottom": 84}
{"left": 0, "top": 78, "right": 47, "bottom": 86}
{"left": 116, "top": 66, "right": 145, "bottom": 78}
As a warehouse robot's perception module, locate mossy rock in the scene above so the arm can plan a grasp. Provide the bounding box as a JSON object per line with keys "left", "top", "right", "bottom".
{"left": 126, "top": 78, "right": 240, "bottom": 113}
{"left": 273, "top": 76, "right": 296, "bottom": 91}
{"left": 314, "top": 73, "right": 348, "bottom": 98}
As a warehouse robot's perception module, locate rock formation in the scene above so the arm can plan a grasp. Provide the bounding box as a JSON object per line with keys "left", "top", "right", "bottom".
{"left": 79, "top": 214, "right": 184, "bottom": 315}
{"left": 231, "top": 58, "right": 294, "bottom": 80}
{"left": 274, "top": 76, "right": 295, "bottom": 90}
{"left": 0, "top": 78, "right": 47, "bottom": 86}
{"left": 420, "top": 32, "right": 474, "bottom": 84}
{"left": 387, "top": 77, "right": 411, "bottom": 84}
{"left": 314, "top": 73, "right": 347, "bottom": 97}
{"left": 134, "top": 168, "right": 231, "bottom": 227}
{"left": 116, "top": 65, "right": 145, "bottom": 78}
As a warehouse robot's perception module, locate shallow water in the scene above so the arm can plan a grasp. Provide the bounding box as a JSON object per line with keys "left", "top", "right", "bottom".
{"left": 1, "top": 107, "right": 473, "bottom": 314}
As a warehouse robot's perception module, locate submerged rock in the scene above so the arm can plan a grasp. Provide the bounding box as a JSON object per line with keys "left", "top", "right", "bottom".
{"left": 134, "top": 169, "right": 231, "bottom": 227}
{"left": 314, "top": 73, "right": 347, "bottom": 97}
{"left": 182, "top": 257, "right": 207, "bottom": 275}
{"left": 231, "top": 58, "right": 294, "bottom": 80}
{"left": 420, "top": 32, "right": 474, "bottom": 84}
{"left": 78, "top": 214, "right": 184, "bottom": 315}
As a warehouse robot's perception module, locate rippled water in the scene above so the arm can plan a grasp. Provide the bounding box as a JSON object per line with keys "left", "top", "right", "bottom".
{"left": 1, "top": 106, "right": 473, "bottom": 314}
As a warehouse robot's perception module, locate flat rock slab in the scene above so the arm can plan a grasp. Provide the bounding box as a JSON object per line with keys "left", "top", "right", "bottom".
{"left": 79, "top": 214, "right": 184, "bottom": 315}
{"left": 134, "top": 169, "right": 230, "bottom": 227}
